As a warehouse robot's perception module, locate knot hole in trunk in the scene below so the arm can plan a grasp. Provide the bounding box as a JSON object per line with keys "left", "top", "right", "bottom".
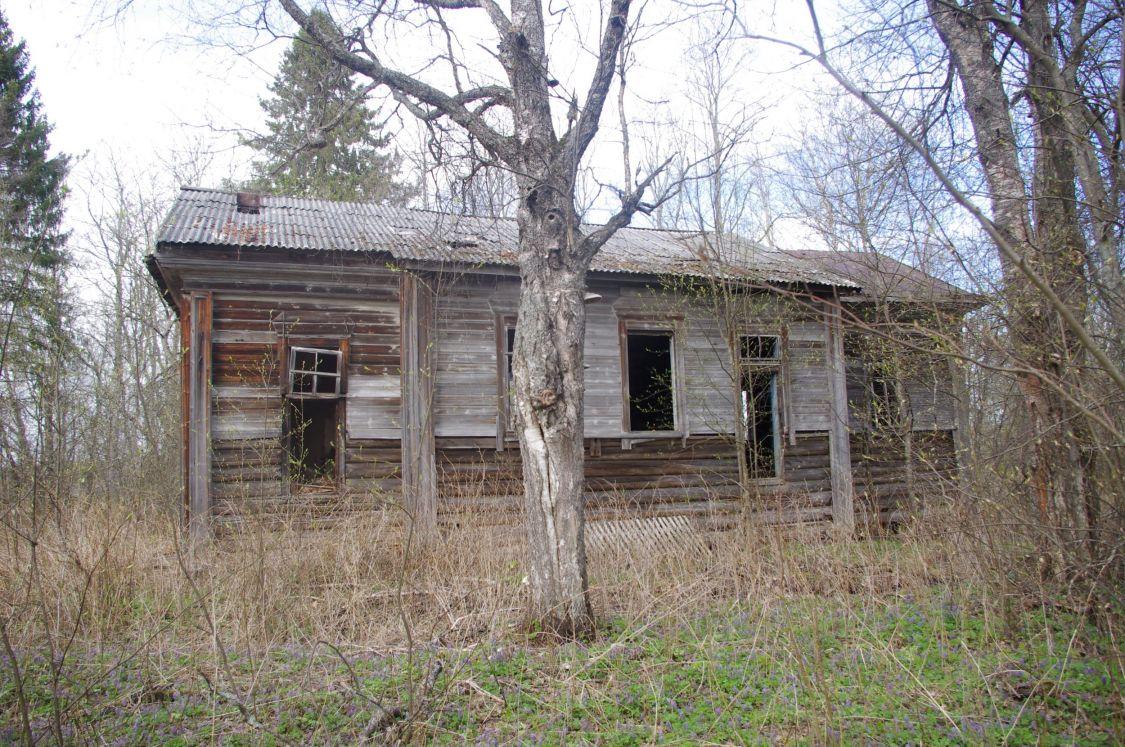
{"left": 544, "top": 208, "right": 565, "bottom": 269}
{"left": 531, "top": 387, "right": 559, "bottom": 410}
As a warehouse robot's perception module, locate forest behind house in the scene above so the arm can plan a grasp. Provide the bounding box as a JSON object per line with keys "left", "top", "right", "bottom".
{"left": 1, "top": 2, "right": 1123, "bottom": 744}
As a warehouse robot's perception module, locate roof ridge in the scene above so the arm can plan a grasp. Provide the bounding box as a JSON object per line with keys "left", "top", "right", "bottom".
{"left": 179, "top": 185, "right": 233, "bottom": 194}
{"left": 178, "top": 185, "right": 514, "bottom": 222}
{"left": 157, "top": 187, "right": 862, "bottom": 289}
{"left": 175, "top": 186, "right": 718, "bottom": 237}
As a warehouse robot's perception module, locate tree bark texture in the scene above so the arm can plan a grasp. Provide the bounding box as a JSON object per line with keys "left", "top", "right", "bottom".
{"left": 511, "top": 193, "right": 593, "bottom": 635}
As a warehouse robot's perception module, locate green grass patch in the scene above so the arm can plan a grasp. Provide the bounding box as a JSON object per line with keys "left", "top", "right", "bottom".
{"left": 2, "top": 588, "right": 1122, "bottom": 745}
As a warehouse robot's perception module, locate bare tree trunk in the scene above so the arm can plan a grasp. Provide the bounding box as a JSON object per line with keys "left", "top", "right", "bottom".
{"left": 277, "top": 0, "right": 663, "bottom": 638}
{"left": 929, "top": 0, "right": 1098, "bottom": 570}
{"left": 511, "top": 201, "right": 593, "bottom": 633}
{"left": 1021, "top": 0, "right": 1097, "bottom": 567}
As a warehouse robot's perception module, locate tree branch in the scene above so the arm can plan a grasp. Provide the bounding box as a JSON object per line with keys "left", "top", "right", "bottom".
{"left": 562, "top": 0, "right": 633, "bottom": 167}
{"left": 389, "top": 84, "right": 513, "bottom": 121}
{"left": 277, "top": 0, "right": 516, "bottom": 162}
{"left": 738, "top": 13, "right": 1125, "bottom": 394}
{"left": 578, "top": 154, "right": 676, "bottom": 260}
{"left": 416, "top": 0, "right": 512, "bottom": 35}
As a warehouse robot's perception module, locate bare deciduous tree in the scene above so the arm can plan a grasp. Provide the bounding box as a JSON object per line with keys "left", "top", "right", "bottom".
{"left": 76, "top": 155, "right": 183, "bottom": 502}
{"left": 738, "top": 0, "right": 1125, "bottom": 581}
{"left": 923, "top": 0, "right": 1123, "bottom": 574}
{"left": 270, "top": 0, "right": 676, "bottom": 638}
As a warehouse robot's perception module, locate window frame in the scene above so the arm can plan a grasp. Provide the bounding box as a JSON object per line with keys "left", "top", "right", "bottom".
{"left": 867, "top": 370, "right": 907, "bottom": 433}
{"left": 287, "top": 345, "right": 344, "bottom": 398}
{"left": 737, "top": 333, "right": 784, "bottom": 481}
{"left": 495, "top": 314, "right": 518, "bottom": 449}
{"left": 620, "top": 322, "right": 682, "bottom": 437}
{"left": 279, "top": 340, "right": 348, "bottom": 489}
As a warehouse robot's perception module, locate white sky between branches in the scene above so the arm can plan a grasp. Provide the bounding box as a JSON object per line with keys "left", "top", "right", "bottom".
{"left": 6, "top": 1, "right": 829, "bottom": 239}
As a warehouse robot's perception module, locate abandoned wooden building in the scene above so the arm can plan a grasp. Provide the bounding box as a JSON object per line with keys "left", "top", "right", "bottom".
{"left": 147, "top": 187, "right": 975, "bottom": 535}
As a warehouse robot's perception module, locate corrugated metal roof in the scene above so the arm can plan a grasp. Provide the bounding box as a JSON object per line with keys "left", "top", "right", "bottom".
{"left": 783, "top": 250, "right": 980, "bottom": 304}
{"left": 157, "top": 187, "right": 857, "bottom": 288}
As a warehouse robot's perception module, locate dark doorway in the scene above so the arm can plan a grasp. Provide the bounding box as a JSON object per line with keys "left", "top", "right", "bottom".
{"left": 626, "top": 332, "right": 675, "bottom": 432}
{"left": 287, "top": 398, "right": 338, "bottom": 483}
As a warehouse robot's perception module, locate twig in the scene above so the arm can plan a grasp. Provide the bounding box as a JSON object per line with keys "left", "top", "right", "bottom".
{"left": 459, "top": 676, "right": 503, "bottom": 703}
{"left": 317, "top": 639, "right": 396, "bottom": 715}
{"left": 0, "top": 622, "right": 35, "bottom": 746}
{"left": 362, "top": 704, "right": 405, "bottom": 743}
{"left": 197, "top": 669, "right": 265, "bottom": 730}
{"left": 172, "top": 531, "right": 293, "bottom": 745}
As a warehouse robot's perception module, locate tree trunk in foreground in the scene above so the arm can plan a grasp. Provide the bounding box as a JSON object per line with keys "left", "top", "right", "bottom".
{"left": 928, "top": 0, "right": 1099, "bottom": 570}
{"left": 511, "top": 191, "right": 593, "bottom": 635}
{"left": 278, "top": 0, "right": 652, "bottom": 637}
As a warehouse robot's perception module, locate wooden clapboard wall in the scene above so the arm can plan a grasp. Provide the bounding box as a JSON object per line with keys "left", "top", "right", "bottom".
{"left": 432, "top": 276, "right": 509, "bottom": 438}
{"left": 426, "top": 278, "right": 850, "bottom": 523}
{"left": 430, "top": 278, "right": 803, "bottom": 442}
{"left": 207, "top": 285, "right": 403, "bottom": 521}
{"left": 850, "top": 431, "right": 959, "bottom": 516}
{"left": 431, "top": 276, "right": 639, "bottom": 440}
{"left": 161, "top": 244, "right": 960, "bottom": 527}
{"left": 842, "top": 332, "right": 961, "bottom": 518}
{"left": 788, "top": 320, "right": 831, "bottom": 432}
{"left": 434, "top": 433, "right": 839, "bottom": 525}
{"left": 582, "top": 284, "right": 626, "bottom": 436}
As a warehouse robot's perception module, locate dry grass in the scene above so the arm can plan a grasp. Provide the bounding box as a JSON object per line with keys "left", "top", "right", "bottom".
{"left": 3, "top": 493, "right": 1122, "bottom": 744}
{"left": 0, "top": 493, "right": 992, "bottom": 655}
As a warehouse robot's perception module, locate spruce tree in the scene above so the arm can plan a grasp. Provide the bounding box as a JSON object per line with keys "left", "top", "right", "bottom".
{"left": 0, "top": 9, "right": 68, "bottom": 372}
{"left": 246, "top": 10, "right": 408, "bottom": 202}
{"left": 0, "top": 9, "right": 69, "bottom": 485}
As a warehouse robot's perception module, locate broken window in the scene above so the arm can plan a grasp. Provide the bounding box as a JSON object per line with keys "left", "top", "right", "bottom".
{"left": 868, "top": 373, "right": 900, "bottom": 431}
{"left": 285, "top": 345, "right": 343, "bottom": 485}
{"left": 288, "top": 346, "right": 342, "bottom": 396}
{"left": 625, "top": 331, "right": 676, "bottom": 432}
{"left": 740, "top": 334, "right": 778, "bottom": 361}
{"left": 739, "top": 335, "right": 781, "bottom": 479}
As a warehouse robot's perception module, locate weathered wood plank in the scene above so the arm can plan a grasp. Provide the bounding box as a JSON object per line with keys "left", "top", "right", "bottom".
{"left": 188, "top": 292, "right": 213, "bottom": 539}
{"left": 433, "top": 282, "right": 499, "bottom": 437}
{"left": 400, "top": 272, "right": 438, "bottom": 532}
{"left": 824, "top": 299, "right": 856, "bottom": 532}
{"left": 790, "top": 338, "right": 830, "bottom": 432}
{"left": 346, "top": 374, "right": 401, "bottom": 439}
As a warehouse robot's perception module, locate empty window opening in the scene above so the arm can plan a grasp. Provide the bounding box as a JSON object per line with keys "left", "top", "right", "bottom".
{"left": 504, "top": 325, "right": 516, "bottom": 430}
{"left": 739, "top": 335, "right": 781, "bottom": 479}
{"left": 286, "top": 399, "right": 338, "bottom": 484}
{"left": 289, "top": 346, "right": 341, "bottom": 396}
{"left": 741, "top": 370, "right": 778, "bottom": 479}
{"left": 285, "top": 345, "right": 342, "bottom": 486}
{"left": 626, "top": 332, "right": 675, "bottom": 432}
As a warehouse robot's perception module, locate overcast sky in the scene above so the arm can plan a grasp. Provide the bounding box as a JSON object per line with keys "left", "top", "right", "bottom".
{"left": 6, "top": 0, "right": 283, "bottom": 181}
{"left": 3, "top": 0, "right": 833, "bottom": 246}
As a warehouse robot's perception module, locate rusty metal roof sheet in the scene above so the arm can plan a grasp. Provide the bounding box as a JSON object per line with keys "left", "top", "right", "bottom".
{"left": 157, "top": 187, "right": 860, "bottom": 287}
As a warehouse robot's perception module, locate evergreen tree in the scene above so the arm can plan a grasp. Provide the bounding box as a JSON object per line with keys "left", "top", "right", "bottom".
{"left": 0, "top": 8, "right": 67, "bottom": 351}
{"left": 246, "top": 10, "right": 408, "bottom": 202}
{"left": 0, "top": 9, "right": 69, "bottom": 488}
